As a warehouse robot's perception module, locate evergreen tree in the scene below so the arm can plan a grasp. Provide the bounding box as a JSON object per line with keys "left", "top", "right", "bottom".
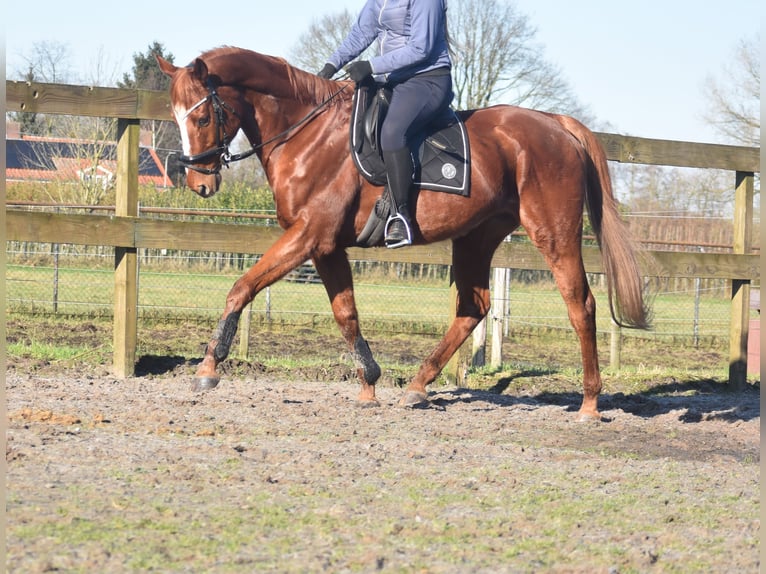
{"left": 118, "top": 41, "right": 175, "bottom": 91}
{"left": 119, "top": 41, "right": 183, "bottom": 185}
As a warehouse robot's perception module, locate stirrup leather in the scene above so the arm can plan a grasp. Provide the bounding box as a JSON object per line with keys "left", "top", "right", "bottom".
{"left": 384, "top": 213, "right": 412, "bottom": 249}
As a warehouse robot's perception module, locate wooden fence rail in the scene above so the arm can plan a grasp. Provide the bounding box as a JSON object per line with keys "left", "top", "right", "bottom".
{"left": 5, "top": 80, "right": 761, "bottom": 385}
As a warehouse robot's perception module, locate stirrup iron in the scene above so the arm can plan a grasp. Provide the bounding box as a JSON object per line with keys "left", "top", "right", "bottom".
{"left": 384, "top": 213, "right": 412, "bottom": 249}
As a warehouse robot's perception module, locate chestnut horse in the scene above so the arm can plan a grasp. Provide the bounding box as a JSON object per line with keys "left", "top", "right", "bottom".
{"left": 157, "top": 47, "right": 649, "bottom": 420}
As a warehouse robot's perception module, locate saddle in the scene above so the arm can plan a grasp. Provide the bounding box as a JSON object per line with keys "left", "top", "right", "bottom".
{"left": 350, "top": 80, "right": 471, "bottom": 246}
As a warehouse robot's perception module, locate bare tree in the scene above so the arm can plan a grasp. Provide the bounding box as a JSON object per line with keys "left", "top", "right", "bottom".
{"left": 9, "top": 41, "right": 121, "bottom": 141}
{"left": 288, "top": 10, "right": 377, "bottom": 74}
{"left": 702, "top": 33, "right": 760, "bottom": 147}
{"left": 448, "top": 0, "right": 588, "bottom": 118}
{"left": 81, "top": 45, "right": 122, "bottom": 87}
{"left": 12, "top": 40, "right": 74, "bottom": 83}
{"left": 8, "top": 42, "right": 74, "bottom": 137}
{"left": 450, "top": 0, "right": 525, "bottom": 108}
{"left": 10, "top": 41, "right": 123, "bottom": 205}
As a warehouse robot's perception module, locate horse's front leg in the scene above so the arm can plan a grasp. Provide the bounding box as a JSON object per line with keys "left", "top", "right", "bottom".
{"left": 194, "top": 225, "right": 312, "bottom": 391}
{"left": 193, "top": 279, "right": 246, "bottom": 391}
{"left": 313, "top": 250, "right": 381, "bottom": 406}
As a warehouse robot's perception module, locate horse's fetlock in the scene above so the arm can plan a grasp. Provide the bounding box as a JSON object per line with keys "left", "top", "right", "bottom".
{"left": 352, "top": 336, "right": 381, "bottom": 384}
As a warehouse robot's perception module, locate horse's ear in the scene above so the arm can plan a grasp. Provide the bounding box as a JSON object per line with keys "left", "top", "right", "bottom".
{"left": 156, "top": 55, "right": 178, "bottom": 77}
{"left": 191, "top": 58, "right": 210, "bottom": 83}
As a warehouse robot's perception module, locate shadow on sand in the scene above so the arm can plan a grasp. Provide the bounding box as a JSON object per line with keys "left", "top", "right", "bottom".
{"left": 431, "top": 369, "right": 760, "bottom": 424}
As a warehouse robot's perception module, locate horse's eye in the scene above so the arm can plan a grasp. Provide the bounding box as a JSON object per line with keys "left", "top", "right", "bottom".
{"left": 198, "top": 116, "right": 211, "bottom": 127}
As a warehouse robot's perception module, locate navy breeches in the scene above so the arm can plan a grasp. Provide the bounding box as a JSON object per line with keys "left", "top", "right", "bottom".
{"left": 380, "top": 71, "right": 453, "bottom": 152}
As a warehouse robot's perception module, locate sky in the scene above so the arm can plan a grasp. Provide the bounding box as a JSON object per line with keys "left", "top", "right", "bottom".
{"left": 5, "top": 0, "right": 760, "bottom": 145}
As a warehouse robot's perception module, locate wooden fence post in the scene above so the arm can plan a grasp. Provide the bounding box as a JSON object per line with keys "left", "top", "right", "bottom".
{"left": 238, "top": 303, "right": 252, "bottom": 358}
{"left": 610, "top": 319, "right": 622, "bottom": 370}
{"left": 113, "top": 118, "right": 140, "bottom": 378}
{"left": 490, "top": 267, "right": 507, "bottom": 368}
{"left": 471, "top": 317, "right": 486, "bottom": 367}
{"left": 728, "top": 170, "right": 754, "bottom": 388}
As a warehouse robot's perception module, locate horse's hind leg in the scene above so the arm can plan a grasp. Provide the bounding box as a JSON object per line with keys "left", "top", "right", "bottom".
{"left": 552, "top": 258, "right": 601, "bottom": 420}
{"left": 313, "top": 250, "right": 381, "bottom": 405}
{"left": 533, "top": 240, "right": 602, "bottom": 421}
{"left": 399, "top": 231, "right": 499, "bottom": 407}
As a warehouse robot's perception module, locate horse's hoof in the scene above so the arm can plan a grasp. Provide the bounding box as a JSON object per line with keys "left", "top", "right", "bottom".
{"left": 192, "top": 377, "right": 220, "bottom": 392}
{"left": 355, "top": 398, "right": 381, "bottom": 409}
{"left": 576, "top": 411, "right": 602, "bottom": 423}
{"left": 398, "top": 391, "right": 430, "bottom": 409}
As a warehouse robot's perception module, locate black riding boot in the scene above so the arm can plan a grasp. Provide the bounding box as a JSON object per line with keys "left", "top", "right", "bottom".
{"left": 382, "top": 147, "right": 414, "bottom": 248}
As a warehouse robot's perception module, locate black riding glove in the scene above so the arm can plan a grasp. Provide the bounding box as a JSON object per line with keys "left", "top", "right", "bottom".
{"left": 346, "top": 60, "right": 373, "bottom": 83}
{"left": 317, "top": 63, "right": 337, "bottom": 79}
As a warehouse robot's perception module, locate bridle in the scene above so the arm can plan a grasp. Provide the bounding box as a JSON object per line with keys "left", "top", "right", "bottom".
{"left": 178, "top": 78, "right": 256, "bottom": 175}
{"left": 179, "top": 77, "right": 349, "bottom": 175}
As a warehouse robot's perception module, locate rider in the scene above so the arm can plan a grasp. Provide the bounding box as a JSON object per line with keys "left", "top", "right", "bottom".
{"left": 317, "top": 0, "right": 454, "bottom": 248}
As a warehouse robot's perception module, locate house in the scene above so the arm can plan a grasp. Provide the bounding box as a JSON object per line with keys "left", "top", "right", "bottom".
{"left": 6, "top": 124, "right": 173, "bottom": 188}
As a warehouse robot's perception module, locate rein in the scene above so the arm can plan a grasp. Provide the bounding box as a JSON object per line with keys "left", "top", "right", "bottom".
{"left": 180, "top": 79, "right": 349, "bottom": 175}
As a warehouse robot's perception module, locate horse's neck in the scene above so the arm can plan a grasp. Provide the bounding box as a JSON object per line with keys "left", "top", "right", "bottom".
{"left": 220, "top": 52, "right": 350, "bottom": 178}
{"left": 245, "top": 65, "right": 291, "bottom": 97}
{"left": 244, "top": 90, "right": 312, "bottom": 150}
{"left": 233, "top": 62, "right": 317, "bottom": 132}
{"left": 238, "top": 90, "right": 306, "bottom": 181}
{"left": 241, "top": 84, "right": 350, "bottom": 193}
{"left": 241, "top": 67, "right": 345, "bottom": 156}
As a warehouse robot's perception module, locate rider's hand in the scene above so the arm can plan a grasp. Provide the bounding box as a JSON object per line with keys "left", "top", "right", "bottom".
{"left": 317, "top": 64, "right": 337, "bottom": 79}
{"left": 346, "top": 61, "right": 373, "bottom": 83}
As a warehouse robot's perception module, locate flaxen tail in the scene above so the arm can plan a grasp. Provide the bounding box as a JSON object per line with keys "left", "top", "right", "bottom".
{"left": 559, "top": 116, "right": 651, "bottom": 329}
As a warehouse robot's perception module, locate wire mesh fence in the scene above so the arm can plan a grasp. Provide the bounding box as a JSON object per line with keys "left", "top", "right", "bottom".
{"left": 7, "top": 241, "right": 750, "bottom": 353}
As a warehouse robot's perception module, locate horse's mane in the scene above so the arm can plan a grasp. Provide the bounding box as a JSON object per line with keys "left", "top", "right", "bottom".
{"left": 195, "top": 46, "right": 352, "bottom": 109}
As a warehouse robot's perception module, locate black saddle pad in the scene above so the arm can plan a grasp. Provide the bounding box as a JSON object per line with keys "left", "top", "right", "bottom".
{"left": 350, "top": 83, "right": 470, "bottom": 197}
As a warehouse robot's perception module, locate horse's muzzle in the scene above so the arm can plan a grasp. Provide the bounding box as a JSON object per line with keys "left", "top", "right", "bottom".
{"left": 190, "top": 173, "right": 222, "bottom": 198}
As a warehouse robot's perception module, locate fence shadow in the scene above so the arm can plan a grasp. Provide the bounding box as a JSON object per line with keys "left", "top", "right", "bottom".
{"left": 130, "top": 352, "right": 760, "bottom": 425}
{"left": 432, "top": 374, "right": 760, "bottom": 424}
{"left": 135, "top": 355, "right": 195, "bottom": 377}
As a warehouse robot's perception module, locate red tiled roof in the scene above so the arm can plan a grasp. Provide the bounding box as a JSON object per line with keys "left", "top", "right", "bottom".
{"left": 6, "top": 135, "right": 172, "bottom": 187}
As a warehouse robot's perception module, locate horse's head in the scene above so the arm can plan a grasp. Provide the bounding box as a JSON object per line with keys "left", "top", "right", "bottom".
{"left": 157, "top": 55, "right": 246, "bottom": 197}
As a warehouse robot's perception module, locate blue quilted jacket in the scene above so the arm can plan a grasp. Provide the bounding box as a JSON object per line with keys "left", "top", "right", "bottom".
{"left": 328, "top": 0, "right": 451, "bottom": 83}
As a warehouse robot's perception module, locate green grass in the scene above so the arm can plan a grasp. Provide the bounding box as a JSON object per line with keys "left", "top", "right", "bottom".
{"left": 6, "top": 340, "right": 97, "bottom": 362}
{"left": 7, "top": 263, "right": 747, "bottom": 343}
{"left": 7, "top": 260, "right": 753, "bottom": 387}
{"left": 6, "top": 258, "right": 756, "bottom": 392}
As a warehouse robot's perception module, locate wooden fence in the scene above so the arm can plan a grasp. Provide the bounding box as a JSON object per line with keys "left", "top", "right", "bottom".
{"left": 5, "top": 81, "right": 761, "bottom": 386}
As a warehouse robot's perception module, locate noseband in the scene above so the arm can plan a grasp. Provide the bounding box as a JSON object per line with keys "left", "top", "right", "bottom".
{"left": 179, "top": 77, "right": 349, "bottom": 176}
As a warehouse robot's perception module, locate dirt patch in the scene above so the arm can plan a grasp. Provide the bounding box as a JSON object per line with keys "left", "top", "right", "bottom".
{"left": 5, "top": 320, "right": 761, "bottom": 572}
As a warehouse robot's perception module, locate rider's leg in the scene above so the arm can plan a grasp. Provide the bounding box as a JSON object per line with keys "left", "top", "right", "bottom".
{"left": 380, "top": 72, "right": 453, "bottom": 248}
{"left": 382, "top": 147, "right": 414, "bottom": 248}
